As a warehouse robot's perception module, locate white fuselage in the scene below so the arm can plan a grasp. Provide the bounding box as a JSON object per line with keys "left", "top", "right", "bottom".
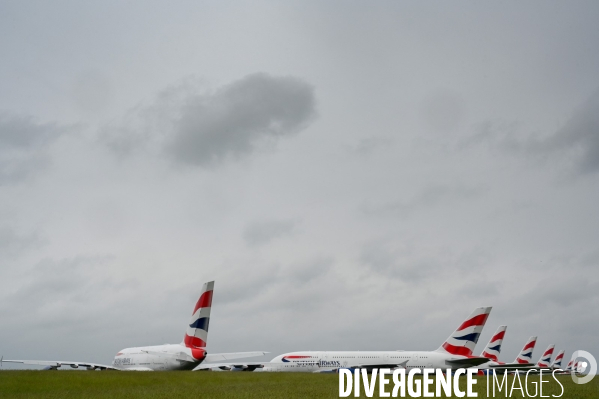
{"left": 112, "top": 344, "right": 202, "bottom": 371}
{"left": 261, "top": 351, "right": 472, "bottom": 373}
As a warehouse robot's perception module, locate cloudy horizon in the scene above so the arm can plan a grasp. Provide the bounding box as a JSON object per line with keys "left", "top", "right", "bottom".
{"left": 1, "top": 1, "right": 598, "bottom": 368}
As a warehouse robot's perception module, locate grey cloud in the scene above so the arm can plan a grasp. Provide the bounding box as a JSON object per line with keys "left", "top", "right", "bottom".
{"left": 0, "top": 112, "right": 66, "bottom": 184}
{"left": 285, "top": 257, "right": 333, "bottom": 285}
{"left": 0, "top": 256, "right": 126, "bottom": 331}
{"left": 359, "top": 242, "right": 440, "bottom": 283}
{"left": 346, "top": 136, "right": 394, "bottom": 156}
{"left": 458, "top": 119, "right": 521, "bottom": 152}
{"left": 243, "top": 219, "right": 297, "bottom": 247}
{"left": 539, "top": 89, "right": 599, "bottom": 174}
{"left": 0, "top": 227, "right": 44, "bottom": 259}
{"left": 361, "top": 184, "right": 484, "bottom": 217}
{"left": 103, "top": 73, "right": 316, "bottom": 167}
{"left": 462, "top": 90, "right": 599, "bottom": 175}
{"left": 359, "top": 242, "right": 498, "bottom": 289}
{"left": 420, "top": 90, "right": 466, "bottom": 133}
{"left": 3, "top": 256, "right": 119, "bottom": 307}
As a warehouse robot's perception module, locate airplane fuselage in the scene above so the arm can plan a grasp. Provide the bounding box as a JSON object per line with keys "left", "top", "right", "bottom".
{"left": 261, "top": 351, "right": 477, "bottom": 373}
{"left": 112, "top": 344, "right": 204, "bottom": 371}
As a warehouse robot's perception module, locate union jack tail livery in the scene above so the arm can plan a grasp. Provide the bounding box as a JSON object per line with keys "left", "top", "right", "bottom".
{"left": 513, "top": 336, "right": 537, "bottom": 364}
{"left": 480, "top": 325, "right": 507, "bottom": 362}
{"left": 183, "top": 281, "right": 214, "bottom": 351}
{"left": 536, "top": 344, "right": 555, "bottom": 368}
{"left": 551, "top": 350, "right": 565, "bottom": 369}
{"left": 436, "top": 307, "right": 492, "bottom": 357}
{"left": 565, "top": 353, "right": 576, "bottom": 372}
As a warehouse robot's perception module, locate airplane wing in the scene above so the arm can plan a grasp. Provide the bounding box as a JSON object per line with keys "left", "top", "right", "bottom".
{"left": 191, "top": 352, "right": 269, "bottom": 371}
{"left": 193, "top": 362, "right": 265, "bottom": 371}
{"left": 1, "top": 359, "right": 118, "bottom": 370}
{"left": 204, "top": 352, "right": 268, "bottom": 362}
{"left": 445, "top": 357, "right": 491, "bottom": 368}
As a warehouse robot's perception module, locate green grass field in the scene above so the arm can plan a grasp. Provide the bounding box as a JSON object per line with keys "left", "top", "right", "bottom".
{"left": 0, "top": 371, "right": 597, "bottom": 398}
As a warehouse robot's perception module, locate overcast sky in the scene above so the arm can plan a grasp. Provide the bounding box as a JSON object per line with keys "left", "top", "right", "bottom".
{"left": 1, "top": 1, "right": 599, "bottom": 368}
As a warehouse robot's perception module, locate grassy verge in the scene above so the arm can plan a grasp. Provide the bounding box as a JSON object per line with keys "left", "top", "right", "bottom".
{"left": 0, "top": 371, "right": 597, "bottom": 398}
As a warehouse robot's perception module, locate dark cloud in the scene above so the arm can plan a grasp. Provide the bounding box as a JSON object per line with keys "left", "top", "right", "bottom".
{"left": 103, "top": 73, "right": 316, "bottom": 167}
{"left": 0, "top": 112, "right": 66, "bottom": 184}
{"left": 2, "top": 1, "right": 599, "bottom": 367}
{"left": 243, "top": 219, "right": 297, "bottom": 247}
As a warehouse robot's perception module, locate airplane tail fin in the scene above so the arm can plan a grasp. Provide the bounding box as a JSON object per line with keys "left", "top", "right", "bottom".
{"left": 565, "top": 353, "right": 576, "bottom": 371}
{"left": 436, "top": 307, "right": 492, "bottom": 356}
{"left": 513, "top": 336, "right": 537, "bottom": 364}
{"left": 183, "top": 281, "right": 214, "bottom": 349}
{"left": 536, "top": 344, "right": 555, "bottom": 367}
{"left": 480, "top": 325, "right": 507, "bottom": 362}
{"left": 551, "top": 350, "right": 565, "bottom": 369}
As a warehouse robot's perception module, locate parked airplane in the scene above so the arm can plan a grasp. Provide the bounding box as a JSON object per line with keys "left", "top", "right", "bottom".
{"left": 476, "top": 329, "right": 554, "bottom": 375}
{"left": 503, "top": 343, "right": 557, "bottom": 374}
{"left": 513, "top": 336, "right": 538, "bottom": 365}
{"left": 486, "top": 335, "right": 537, "bottom": 373}
{"left": 1, "top": 281, "right": 266, "bottom": 371}
{"left": 480, "top": 325, "right": 507, "bottom": 364}
{"left": 564, "top": 353, "right": 576, "bottom": 373}
{"left": 550, "top": 350, "right": 565, "bottom": 370}
{"left": 196, "top": 306, "right": 493, "bottom": 372}
{"left": 535, "top": 344, "right": 556, "bottom": 368}
{"left": 474, "top": 325, "right": 507, "bottom": 373}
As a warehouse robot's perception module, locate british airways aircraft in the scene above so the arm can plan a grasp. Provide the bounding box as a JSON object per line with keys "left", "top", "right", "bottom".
{"left": 513, "top": 336, "right": 538, "bottom": 365}
{"left": 1, "top": 281, "right": 266, "bottom": 371}
{"left": 480, "top": 335, "right": 538, "bottom": 373}
{"left": 480, "top": 325, "right": 507, "bottom": 364}
{"left": 197, "top": 306, "right": 494, "bottom": 372}
{"left": 550, "top": 350, "right": 565, "bottom": 370}
{"left": 535, "top": 344, "right": 556, "bottom": 368}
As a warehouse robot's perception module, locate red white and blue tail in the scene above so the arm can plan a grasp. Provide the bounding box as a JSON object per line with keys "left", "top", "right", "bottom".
{"left": 436, "top": 307, "right": 492, "bottom": 357}
{"left": 183, "top": 281, "right": 214, "bottom": 349}
{"left": 480, "top": 325, "right": 507, "bottom": 362}
{"left": 513, "top": 336, "right": 537, "bottom": 364}
{"left": 565, "top": 353, "right": 576, "bottom": 372}
{"left": 536, "top": 344, "right": 555, "bottom": 368}
{"left": 551, "top": 350, "right": 565, "bottom": 369}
